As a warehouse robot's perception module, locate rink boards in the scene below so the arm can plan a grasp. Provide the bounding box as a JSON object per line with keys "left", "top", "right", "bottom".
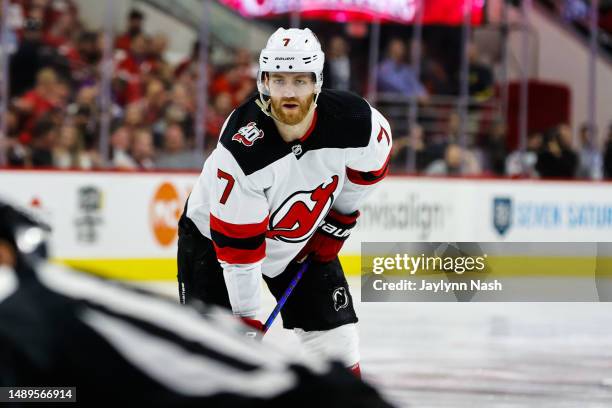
{"left": 2, "top": 170, "right": 612, "bottom": 280}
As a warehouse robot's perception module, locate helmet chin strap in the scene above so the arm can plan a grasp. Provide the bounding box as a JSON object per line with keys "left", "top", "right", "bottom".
{"left": 256, "top": 92, "right": 320, "bottom": 126}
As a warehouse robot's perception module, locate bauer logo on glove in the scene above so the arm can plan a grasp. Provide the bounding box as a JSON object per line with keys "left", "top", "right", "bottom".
{"left": 320, "top": 220, "right": 353, "bottom": 239}
{"left": 297, "top": 209, "right": 360, "bottom": 263}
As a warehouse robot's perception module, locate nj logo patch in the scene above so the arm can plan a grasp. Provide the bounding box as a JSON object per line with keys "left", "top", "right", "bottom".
{"left": 267, "top": 176, "right": 339, "bottom": 243}
{"left": 332, "top": 287, "right": 349, "bottom": 311}
{"left": 232, "top": 122, "right": 264, "bottom": 147}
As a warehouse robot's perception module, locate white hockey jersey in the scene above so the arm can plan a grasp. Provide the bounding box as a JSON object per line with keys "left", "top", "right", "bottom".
{"left": 187, "top": 90, "right": 392, "bottom": 316}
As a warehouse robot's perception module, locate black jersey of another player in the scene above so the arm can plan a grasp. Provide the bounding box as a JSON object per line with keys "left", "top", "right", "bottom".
{"left": 0, "top": 263, "right": 394, "bottom": 407}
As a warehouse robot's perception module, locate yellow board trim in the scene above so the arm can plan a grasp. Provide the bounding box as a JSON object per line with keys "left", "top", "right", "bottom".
{"left": 52, "top": 256, "right": 363, "bottom": 281}
{"left": 53, "top": 258, "right": 180, "bottom": 281}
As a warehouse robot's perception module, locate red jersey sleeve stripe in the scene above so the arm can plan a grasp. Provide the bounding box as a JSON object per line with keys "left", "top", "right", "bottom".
{"left": 213, "top": 241, "right": 266, "bottom": 264}
{"left": 210, "top": 214, "right": 269, "bottom": 238}
{"left": 346, "top": 152, "right": 391, "bottom": 186}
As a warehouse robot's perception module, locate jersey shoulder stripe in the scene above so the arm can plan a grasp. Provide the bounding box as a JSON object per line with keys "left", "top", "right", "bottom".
{"left": 346, "top": 151, "right": 391, "bottom": 185}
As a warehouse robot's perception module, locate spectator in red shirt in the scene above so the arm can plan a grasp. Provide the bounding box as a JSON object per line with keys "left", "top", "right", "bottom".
{"left": 69, "top": 31, "right": 101, "bottom": 85}
{"left": 36, "top": 0, "right": 79, "bottom": 32}
{"left": 116, "top": 33, "right": 149, "bottom": 105}
{"left": 115, "top": 9, "right": 144, "bottom": 52}
{"left": 117, "top": 33, "right": 149, "bottom": 76}
{"left": 210, "top": 64, "right": 254, "bottom": 108}
{"left": 43, "top": 11, "right": 76, "bottom": 49}
{"left": 14, "top": 68, "right": 62, "bottom": 144}
{"left": 206, "top": 91, "right": 233, "bottom": 138}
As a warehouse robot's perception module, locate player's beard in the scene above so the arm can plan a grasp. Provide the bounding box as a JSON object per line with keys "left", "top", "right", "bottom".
{"left": 270, "top": 95, "right": 314, "bottom": 125}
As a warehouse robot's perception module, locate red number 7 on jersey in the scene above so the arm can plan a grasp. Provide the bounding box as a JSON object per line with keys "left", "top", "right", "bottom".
{"left": 377, "top": 125, "right": 390, "bottom": 144}
{"left": 217, "top": 169, "right": 235, "bottom": 205}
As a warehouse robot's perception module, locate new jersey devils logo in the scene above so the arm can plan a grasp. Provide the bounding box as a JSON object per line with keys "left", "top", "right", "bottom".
{"left": 332, "top": 287, "right": 349, "bottom": 311}
{"left": 232, "top": 122, "right": 264, "bottom": 146}
{"left": 267, "top": 176, "right": 339, "bottom": 243}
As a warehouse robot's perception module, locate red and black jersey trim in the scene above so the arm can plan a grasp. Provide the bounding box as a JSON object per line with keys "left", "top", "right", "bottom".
{"left": 298, "top": 110, "right": 318, "bottom": 142}
{"left": 346, "top": 152, "right": 391, "bottom": 186}
{"left": 210, "top": 214, "right": 268, "bottom": 264}
{"left": 210, "top": 230, "right": 266, "bottom": 250}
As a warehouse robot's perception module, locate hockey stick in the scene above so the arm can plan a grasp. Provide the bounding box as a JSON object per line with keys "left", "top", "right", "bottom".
{"left": 262, "top": 260, "right": 310, "bottom": 335}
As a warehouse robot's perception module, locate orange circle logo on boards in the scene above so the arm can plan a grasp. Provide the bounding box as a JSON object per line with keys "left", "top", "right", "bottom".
{"left": 150, "top": 182, "right": 182, "bottom": 246}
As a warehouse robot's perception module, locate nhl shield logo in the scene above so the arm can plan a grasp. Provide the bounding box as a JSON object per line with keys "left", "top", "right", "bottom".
{"left": 232, "top": 122, "right": 264, "bottom": 146}
{"left": 493, "top": 197, "right": 512, "bottom": 236}
{"left": 292, "top": 144, "right": 302, "bottom": 156}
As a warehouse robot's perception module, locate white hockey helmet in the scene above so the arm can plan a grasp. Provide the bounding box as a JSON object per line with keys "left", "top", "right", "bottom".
{"left": 257, "top": 28, "right": 325, "bottom": 97}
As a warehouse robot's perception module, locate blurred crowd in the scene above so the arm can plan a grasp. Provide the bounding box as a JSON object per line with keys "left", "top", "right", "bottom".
{"left": 389, "top": 119, "right": 612, "bottom": 180}
{"left": 3, "top": 1, "right": 254, "bottom": 171}
{"left": 329, "top": 32, "right": 611, "bottom": 180}
{"left": 1, "top": 0, "right": 611, "bottom": 181}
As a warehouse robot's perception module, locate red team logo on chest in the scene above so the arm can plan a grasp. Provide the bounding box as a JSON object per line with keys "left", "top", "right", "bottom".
{"left": 232, "top": 122, "right": 264, "bottom": 146}
{"left": 267, "top": 175, "right": 339, "bottom": 243}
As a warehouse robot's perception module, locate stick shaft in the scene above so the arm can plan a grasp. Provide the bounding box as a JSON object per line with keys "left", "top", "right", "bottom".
{"left": 263, "top": 261, "right": 309, "bottom": 334}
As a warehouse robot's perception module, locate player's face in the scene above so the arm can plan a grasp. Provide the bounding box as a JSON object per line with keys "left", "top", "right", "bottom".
{"left": 266, "top": 73, "right": 315, "bottom": 125}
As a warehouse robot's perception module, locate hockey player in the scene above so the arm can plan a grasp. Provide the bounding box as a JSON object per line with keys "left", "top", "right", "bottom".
{"left": 0, "top": 200, "right": 394, "bottom": 407}
{"left": 178, "top": 28, "right": 392, "bottom": 376}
